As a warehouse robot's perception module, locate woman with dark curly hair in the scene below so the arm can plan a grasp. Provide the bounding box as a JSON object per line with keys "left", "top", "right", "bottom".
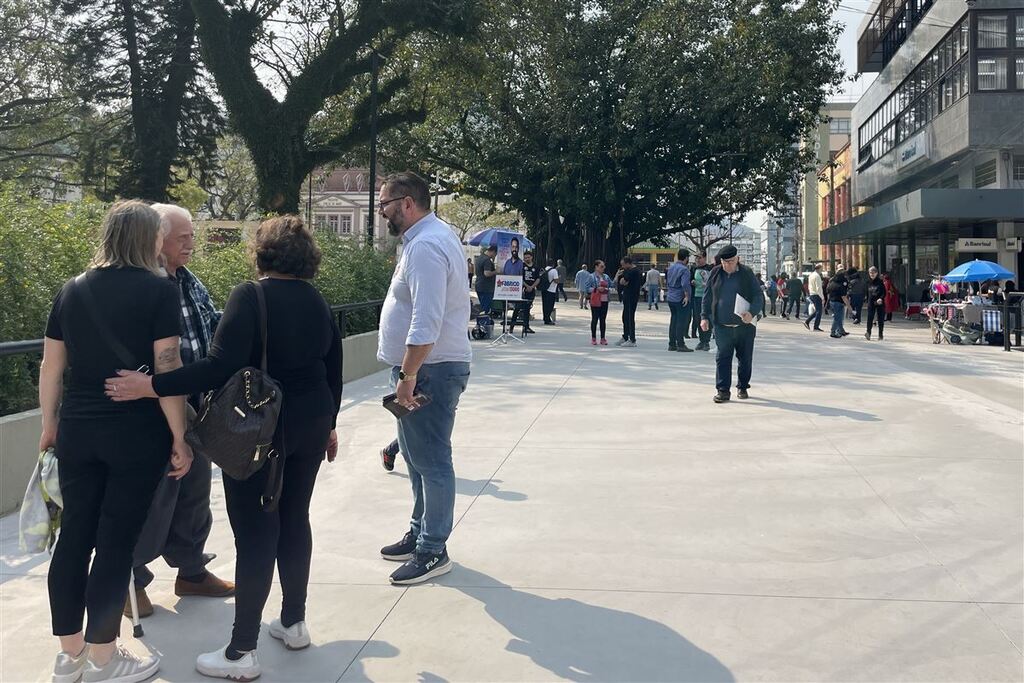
{"left": 105, "top": 215, "right": 342, "bottom": 680}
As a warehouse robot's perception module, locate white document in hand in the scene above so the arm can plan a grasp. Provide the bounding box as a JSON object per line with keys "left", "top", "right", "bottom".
{"left": 734, "top": 294, "right": 757, "bottom": 324}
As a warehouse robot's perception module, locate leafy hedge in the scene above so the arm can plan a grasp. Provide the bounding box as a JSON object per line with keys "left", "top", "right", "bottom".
{"left": 0, "top": 186, "right": 394, "bottom": 416}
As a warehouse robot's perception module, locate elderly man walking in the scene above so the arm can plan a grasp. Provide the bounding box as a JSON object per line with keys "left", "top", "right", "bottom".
{"left": 574, "top": 264, "right": 590, "bottom": 309}
{"left": 127, "top": 204, "right": 234, "bottom": 619}
{"left": 376, "top": 172, "right": 472, "bottom": 585}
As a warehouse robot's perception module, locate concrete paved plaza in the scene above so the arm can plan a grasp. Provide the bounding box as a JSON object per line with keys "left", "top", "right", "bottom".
{"left": 2, "top": 303, "right": 1022, "bottom": 682}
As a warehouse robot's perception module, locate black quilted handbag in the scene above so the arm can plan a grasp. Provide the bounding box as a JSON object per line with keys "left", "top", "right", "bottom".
{"left": 186, "top": 282, "right": 283, "bottom": 496}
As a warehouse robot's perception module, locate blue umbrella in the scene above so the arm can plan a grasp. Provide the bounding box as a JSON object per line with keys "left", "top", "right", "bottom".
{"left": 467, "top": 228, "right": 535, "bottom": 250}
{"left": 943, "top": 259, "right": 1015, "bottom": 283}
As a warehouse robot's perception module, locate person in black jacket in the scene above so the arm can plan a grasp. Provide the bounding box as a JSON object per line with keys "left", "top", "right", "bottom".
{"left": 616, "top": 256, "right": 643, "bottom": 346}
{"left": 106, "top": 216, "right": 342, "bottom": 681}
{"left": 828, "top": 271, "right": 850, "bottom": 338}
{"left": 865, "top": 266, "right": 887, "bottom": 341}
{"left": 700, "top": 245, "right": 763, "bottom": 403}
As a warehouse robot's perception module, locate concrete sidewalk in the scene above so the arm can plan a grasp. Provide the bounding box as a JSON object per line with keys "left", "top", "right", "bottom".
{"left": 2, "top": 303, "right": 1022, "bottom": 682}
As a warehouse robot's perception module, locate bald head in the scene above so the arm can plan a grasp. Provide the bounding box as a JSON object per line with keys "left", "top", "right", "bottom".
{"left": 152, "top": 204, "right": 194, "bottom": 274}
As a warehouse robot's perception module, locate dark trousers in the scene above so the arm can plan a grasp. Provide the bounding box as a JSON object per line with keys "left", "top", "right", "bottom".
{"left": 668, "top": 301, "right": 688, "bottom": 348}
{"left": 768, "top": 295, "right": 777, "bottom": 315}
{"left": 590, "top": 302, "right": 608, "bottom": 338}
{"left": 541, "top": 290, "right": 556, "bottom": 323}
{"left": 49, "top": 416, "right": 170, "bottom": 642}
{"left": 621, "top": 294, "right": 639, "bottom": 341}
{"left": 224, "top": 411, "right": 332, "bottom": 651}
{"left": 851, "top": 295, "right": 864, "bottom": 323}
{"left": 713, "top": 324, "right": 756, "bottom": 393}
{"left": 556, "top": 283, "right": 568, "bottom": 301}
{"left": 385, "top": 438, "right": 400, "bottom": 458}
{"left": 867, "top": 303, "right": 885, "bottom": 337}
{"left": 509, "top": 297, "right": 533, "bottom": 331}
{"left": 785, "top": 297, "right": 801, "bottom": 318}
{"left": 806, "top": 294, "right": 824, "bottom": 329}
{"left": 133, "top": 448, "right": 213, "bottom": 588}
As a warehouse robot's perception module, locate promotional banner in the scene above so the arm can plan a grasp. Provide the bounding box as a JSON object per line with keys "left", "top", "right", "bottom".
{"left": 496, "top": 233, "right": 526, "bottom": 270}
{"left": 494, "top": 275, "right": 524, "bottom": 301}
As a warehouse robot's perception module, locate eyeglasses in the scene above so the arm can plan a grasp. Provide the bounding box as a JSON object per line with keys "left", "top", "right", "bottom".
{"left": 377, "top": 195, "right": 408, "bottom": 211}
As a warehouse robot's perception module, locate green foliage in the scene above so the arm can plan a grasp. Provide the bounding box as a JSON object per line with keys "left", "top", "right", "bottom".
{"left": 0, "top": 186, "right": 394, "bottom": 415}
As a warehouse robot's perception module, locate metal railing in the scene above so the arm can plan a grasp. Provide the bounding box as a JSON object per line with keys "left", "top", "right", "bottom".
{"left": 0, "top": 299, "right": 386, "bottom": 358}
{"left": 1003, "top": 293, "right": 1024, "bottom": 352}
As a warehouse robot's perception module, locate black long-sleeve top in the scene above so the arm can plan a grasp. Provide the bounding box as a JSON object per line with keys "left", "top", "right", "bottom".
{"left": 153, "top": 279, "right": 342, "bottom": 428}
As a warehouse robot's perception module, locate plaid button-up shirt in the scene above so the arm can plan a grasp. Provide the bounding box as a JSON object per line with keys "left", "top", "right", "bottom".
{"left": 168, "top": 266, "right": 220, "bottom": 366}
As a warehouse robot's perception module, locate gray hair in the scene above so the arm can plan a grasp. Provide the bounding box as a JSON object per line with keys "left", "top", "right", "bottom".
{"left": 150, "top": 203, "right": 193, "bottom": 233}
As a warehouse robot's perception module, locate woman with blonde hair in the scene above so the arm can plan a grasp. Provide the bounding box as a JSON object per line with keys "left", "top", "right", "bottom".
{"left": 42, "top": 200, "right": 192, "bottom": 683}
{"left": 107, "top": 215, "right": 343, "bottom": 680}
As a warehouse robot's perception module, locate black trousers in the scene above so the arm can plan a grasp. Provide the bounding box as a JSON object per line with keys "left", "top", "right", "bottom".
{"left": 224, "top": 411, "right": 332, "bottom": 651}
{"left": 556, "top": 283, "right": 568, "bottom": 301}
{"left": 590, "top": 302, "right": 608, "bottom": 338}
{"left": 713, "top": 324, "right": 756, "bottom": 393}
{"left": 867, "top": 303, "right": 885, "bottom": 337}
{"left": 621, "top": 294, "right": 639, "bottom": 341}
{"left": 785, "top": 297, "right": 801, "bottom": 317}
{"left": 542, "top": 290, "right": 556, "bottom": 323}
{"left": 49, "top": 415, "right": 170, "bottom": 642}
{"left": 690, "top": 296, "right": 704, "bottom": 336}
{"left": 509, "top": 297, "right": 534, "bottom": 331}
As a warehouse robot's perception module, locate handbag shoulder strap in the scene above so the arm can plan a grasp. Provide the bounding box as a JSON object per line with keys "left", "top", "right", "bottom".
{"left": 251, "top": 281, "right": 269, "bottom": 372}
{"left": 74, "top": 272, "right": 139, "bottom": 370}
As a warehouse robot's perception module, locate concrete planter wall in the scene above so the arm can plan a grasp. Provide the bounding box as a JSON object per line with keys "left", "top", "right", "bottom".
{"left": 0, "top": 331, "right": 387, "bottom": 516}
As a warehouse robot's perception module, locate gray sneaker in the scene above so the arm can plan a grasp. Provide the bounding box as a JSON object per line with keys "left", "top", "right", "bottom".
{"left": 622, "top": 341, "right": 636, "bottom": 347}
{"left": 82, "top": 646, "right": 159, "bottom": 683}
{"left": 614, "top": 338, "right": 627, "bottom": 346}
{"left": 53, "top": 646, "right": 89, "bottom": 683}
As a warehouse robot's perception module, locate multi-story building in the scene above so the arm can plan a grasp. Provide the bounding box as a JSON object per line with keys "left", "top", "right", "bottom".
{"left": 800, "top": 101, "right": 855, "bottom": 264}
{"left": 818, "top": 141, "right": 872, "bottom": 270}
{"left": 762, "top": 173, "right": 801, "bottom": 277}
{"left": 821, "top": 0, "right": 1024, "bottom": 291}
{"left": 708, "top": 223, "right": 762, "bottom": 272}
{"left": 303, "top": 168, "right": 388, "bottom": 248}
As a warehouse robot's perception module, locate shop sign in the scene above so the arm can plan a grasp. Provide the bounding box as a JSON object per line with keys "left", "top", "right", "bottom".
{"left": 1007, "top": 238, "right": 1023, "bottom": 252}
{"left": 896, "top": 132, "right": 929, "bottom": 171}
{"left": 956, "top": 237, "right": 998, "bottom": 252}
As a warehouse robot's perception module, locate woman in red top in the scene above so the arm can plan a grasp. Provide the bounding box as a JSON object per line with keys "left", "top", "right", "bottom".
{"left": 883, "top": 273, "right": 900, "bottom": 321}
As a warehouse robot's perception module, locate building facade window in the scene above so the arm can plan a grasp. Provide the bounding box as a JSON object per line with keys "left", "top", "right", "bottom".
{"left": 977, "top": 57, "right": 1008, "bottom": 90}
{"left": 327, "top": 214, "right": 339, "bottom": 233}
{"left": 829, "top": 118, "right": 851, "bottom": 134}
{"left": 978, "top": 15, "right": 1007, "bottom": 49}
{"left": 857, "top": 14, "right": 970, "bottom": 171}
{"left": 1014, "top": 156, "right": 1024, "bottom": 181}
{"left": 315, "top": 214, "right": 327, "bottom": 230}
{"left": 339, "top": 214, "right": 353, "bottom": 235}
{"left": 1016, "top": 56, "right": 1024, "bottom": 89}
{"left": 974, "top": 159, "right": 997, "bottom": 188}
{"left": 974, "top": 10, "right": 1024, "bottom": 92}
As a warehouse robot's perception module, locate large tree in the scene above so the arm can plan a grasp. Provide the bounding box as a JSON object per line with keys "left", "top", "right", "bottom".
{"left": 190, "top": 0, "right": 478, "bottom": 214}
{"left": 385, "top": 0, "right": 844, "bottom": 267}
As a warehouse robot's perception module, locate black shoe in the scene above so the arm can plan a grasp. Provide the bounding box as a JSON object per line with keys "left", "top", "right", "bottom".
{"left": 803, "top": 320, "right": 810, "bottom": 330}
{"left": 668, "top": 345, "right": 677, "bottom": 351}
{"left": 830, "top": 333, "right": 841, "bottom": 338}
{"left": 737, "top": 388, "right": 749, "bottom": 400}
{"left": 698, "top": 343, "right": 711, "bottom": 351}
{"left": 782, "top": 315, "right": 789, "bottom": 320}
{"left": 677, "top": 345, "right": 694, "bottom": 352}
{"left": 525, "top": 328, "right": 536, "bottom": 334}
{"left": 655, "top": 305, "right": 659, "bottom": 310}
{"left": 865, "top": 333, "right": 871, "bottom": 340}
{"left": 389, "top": 549, "right": 452, "bottom": 585}
{"left": 813, "top": 327, "right": 824, "bottom": 332}
{"left": 380, "top": 447, "right": 396, "bottom": 472}
{"left": 381, "top": 532, "right": 417, "bottom": 562}
{"left": 544, "top": 321, "right": 556, "bottom": 325}
{"left": 713, "top": 391, "right": 730, "bottom": 404}
{"left": 878, "top": 334, "right": 883, "bottom": 341}
{"left": 841, "top": 331, "right": 850, "bottom": 337}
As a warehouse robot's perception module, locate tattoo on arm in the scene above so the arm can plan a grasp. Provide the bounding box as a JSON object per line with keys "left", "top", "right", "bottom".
{"left": 155, "top": 345, "right": 182, "bottom": 373}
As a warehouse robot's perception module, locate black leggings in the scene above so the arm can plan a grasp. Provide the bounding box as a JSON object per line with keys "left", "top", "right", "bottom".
{"left": 49, "top": 415, "right": 170, "bottom": 642}
{"left": 590, "top": 302, "right": 608, "bottom": 338}
{"left": 224, "top": 411, "right": 332, "bottom": 651}
{"left": 867, "top": 303, "right": 885, "bottom": 336}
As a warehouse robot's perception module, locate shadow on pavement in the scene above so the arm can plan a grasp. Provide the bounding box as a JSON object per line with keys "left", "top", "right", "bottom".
{"left": 450, "top": 567, "right": 735, "bottom": 682}
{"left": 744, "top": 397, "right": 882, "bottom": 422}
{"left": 390, "top": 471, "right": 527, "bottom": 502}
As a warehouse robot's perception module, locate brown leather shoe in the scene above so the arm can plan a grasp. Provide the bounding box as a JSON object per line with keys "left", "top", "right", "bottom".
{"left": 123, "top": 587, "right": 154, "bottom": 619}
{"left": 174, "top": 571, "right": 235, "bottom": 598}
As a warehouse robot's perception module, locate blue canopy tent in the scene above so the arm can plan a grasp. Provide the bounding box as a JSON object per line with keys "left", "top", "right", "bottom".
{"left": 943, "top": 259, "right": 1015, "bottom": 283}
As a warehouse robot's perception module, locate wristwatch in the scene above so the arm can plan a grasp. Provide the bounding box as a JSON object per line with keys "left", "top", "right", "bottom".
{"left": 398, "top": 370, "right": 417, "bottom": 382}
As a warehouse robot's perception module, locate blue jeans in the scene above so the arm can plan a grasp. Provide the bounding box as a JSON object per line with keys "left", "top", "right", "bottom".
{"left": 390, "top": 362, "right": 471, "bottom": 554}
{"left": 831, "top": 301, "right": 846, "bottom": 335}
{"left": 647, "top": 286, "right": 660, "bottom": 306}
{"left": 713, "top": 324, "right": 755, "bottom": 393}
{"left": 806, "top": 294, "right": 824, "bottom": 329}
{"left": 476, "top": 290, "right": 494, "bottom": 315}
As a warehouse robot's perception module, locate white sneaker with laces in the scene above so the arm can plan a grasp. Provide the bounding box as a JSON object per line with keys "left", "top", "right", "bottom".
{"left": 196, "top": 646, "right": 261, "bottom": 681}
{"left": 269, "top": 619, "right": 311, "bottom": 650}
{"left": 81, "top": 645, "right": 159, "bottom": 683}
{"left": 53, "top": 645, "right": 90, "bottom": 683}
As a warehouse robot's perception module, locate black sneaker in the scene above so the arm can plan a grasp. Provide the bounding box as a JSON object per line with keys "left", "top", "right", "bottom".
{"left": 381, "top": 532, "right": 417, "bottom": 562}
{"left": 713, "top": 391, "right": 730, "bottom": 403}
{"left": 677, "top": 345, "right": 694, "bottom": 352}
{"left": 803, "top": 320, "right": 810, "bottom": 330}
{"left": 389, "top": 549, "right": 452, "bottom": 585}
{"left": 380, "top": 448, "right": 396, "bottom": 472}
{"left": 668, "top": 345, "right": 677, "bottom": 351}
{"left": 737, "top": 388, "right": 749, "bottom": 400}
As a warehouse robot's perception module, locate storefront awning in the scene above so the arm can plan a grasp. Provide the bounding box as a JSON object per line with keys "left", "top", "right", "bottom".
{"left": 820, "top": 189, "right": 1024, "bottom": 245}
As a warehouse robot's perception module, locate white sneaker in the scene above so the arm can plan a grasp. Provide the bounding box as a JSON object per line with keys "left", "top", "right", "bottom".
{"left": 53, "top": 645, "right": 89, "bottom": 683}
{"left": 623, "top": 341, "right": 636, "bottom": 347}
{"left": 196, "top": 646, "right": 261, "bottom": 681}
{"left": 269, "top": 619, "right": 311, "bottom": 650}
{"left": 81, "top": 646, "right": 158, "bottom": 683}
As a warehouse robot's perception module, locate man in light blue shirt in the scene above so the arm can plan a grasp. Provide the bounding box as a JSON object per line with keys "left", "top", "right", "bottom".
{"left": 574, "top": 264, "right": 590, "bottom": 309}
{"left": 376, "top": 172, "right": 472, "bottom": 586}
{"left": 665, "top": 248, "right": 692, "bottom": 352}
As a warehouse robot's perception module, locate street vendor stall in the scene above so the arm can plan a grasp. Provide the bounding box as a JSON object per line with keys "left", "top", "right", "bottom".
{"left": 926, "top": 260, "right": 1018, "bottom": 346}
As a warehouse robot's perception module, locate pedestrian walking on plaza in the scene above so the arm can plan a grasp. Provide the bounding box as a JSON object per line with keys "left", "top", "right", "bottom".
{"left": 690, "top": 254, "right": 713, "bottom": 349}
{"left": 646, "top": 263, "right": 662, "bottom": 310}
{"left": 574, "top": 263, "right": 591, "bottom": 309}
{"left": 616, "top": 256, "right": 642, "bottom": 346}
{"left": 665, "top": 249, "right": 693, "bottom": 352}
{"left": 128, "top": 204, "right": 234, "bottom": 622}
{"left": 803, "top": 263, "right": 825, "bottom": 332}
{"left": 585, "top": 260, "right": 612, "bottom": 345}
{"left": 373, "top": 172, "right": 472, "bottom": 586}
{"left": 865, "top": 266, "right": 887, "bottom": 340}
{"left": 766, "top": 275, "right": 778, "bottom": 315}
{"left": 474, "top": 246, "right": 497, "bottom": 315}
{"left": 783, "top": 272, "right": 803, "bottom": 319}
{"left": 700, "top": 245, "right": 762, "bottom": 403}
{"left": 884, "top": 273, "right": 900, "bottom": 321}
{"left": 509, "top": 251, "right": 539, "bottom": 335}
{"left": 556, "top": 259, "right": 569, "bottom": 302}
{"left": 467, "top": 258, "right": 473, "bottom": 289}
{"left": 542, "top": 259, "right": 560, "bottom": 324}
{"left": 41, "top": 200, "right": 191, "bottom": 683}
{"left": 848, "top": 266, "right": 866, "bottom": 324}
{"left": 828, "top": 270, "right": 850, "bottom": 338}
{"left": 107, "top": 215, "right": 343, "bottom": 679}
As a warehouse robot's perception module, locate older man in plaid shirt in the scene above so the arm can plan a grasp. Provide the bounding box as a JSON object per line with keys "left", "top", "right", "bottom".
{"left": 126, "top": 204, "right": 234, "bottom": 619}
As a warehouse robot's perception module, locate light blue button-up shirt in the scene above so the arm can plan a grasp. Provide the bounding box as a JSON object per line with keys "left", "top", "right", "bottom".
{"left": 377, "top": 213, "right": 472, "bottom": 367}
